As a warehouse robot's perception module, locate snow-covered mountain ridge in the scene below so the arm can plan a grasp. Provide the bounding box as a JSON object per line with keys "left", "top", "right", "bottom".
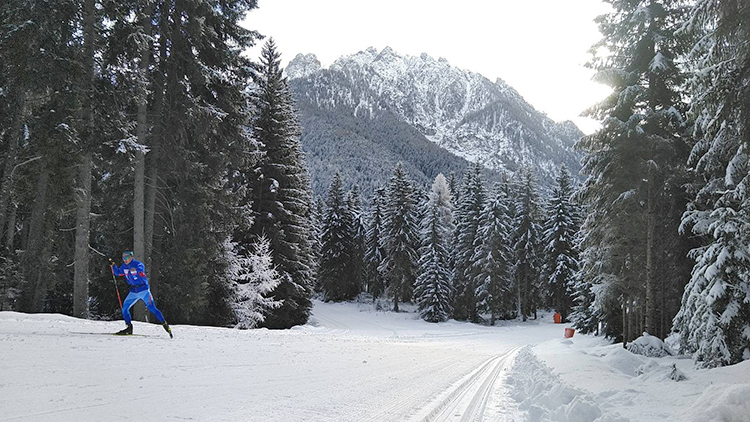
{"left": 286, "top": 47, "right": 582, "bottom": 181}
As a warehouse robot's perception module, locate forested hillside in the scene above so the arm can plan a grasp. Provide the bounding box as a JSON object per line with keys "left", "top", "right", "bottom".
{"left": 287, "top": 48, "right": 584, "bottom": 197}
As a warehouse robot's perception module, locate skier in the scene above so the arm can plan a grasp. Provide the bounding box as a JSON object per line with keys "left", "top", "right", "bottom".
{"left": 110, "top": 250, "right": 173, "bottom": 338}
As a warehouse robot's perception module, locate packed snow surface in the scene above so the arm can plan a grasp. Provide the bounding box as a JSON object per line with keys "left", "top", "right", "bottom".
{"left": 1, "top": 301, "right": 749, "bottom": 421}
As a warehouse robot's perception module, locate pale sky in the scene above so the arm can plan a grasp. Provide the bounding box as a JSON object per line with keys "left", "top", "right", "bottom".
{"left": 242, "top": 0, "right": 612, "bottom": 135}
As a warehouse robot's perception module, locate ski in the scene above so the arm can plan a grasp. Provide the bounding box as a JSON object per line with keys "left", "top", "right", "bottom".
{"left": 68, "top": 332, "right": 163, "bottom": 338}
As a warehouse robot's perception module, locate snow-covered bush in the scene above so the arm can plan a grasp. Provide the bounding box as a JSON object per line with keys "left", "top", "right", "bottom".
{"left": 224, "top": 235, "right": 283, "bottom": 329}
{"left": 636, "top": 361, "right": 688, "bottom": 382}
{"left": 627, "top": 332, "right": 673, "bottom": 358}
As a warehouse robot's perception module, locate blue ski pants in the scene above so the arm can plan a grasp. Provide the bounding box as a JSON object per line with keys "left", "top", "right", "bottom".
{"left": 122, "top": 289, "right": 166, "bottom": 325}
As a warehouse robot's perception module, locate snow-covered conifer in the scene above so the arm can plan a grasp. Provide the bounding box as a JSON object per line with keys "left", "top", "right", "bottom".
{"left": 452, "top": 163, "right": 485, "bottom": 322}
{"left": 379, "top": 163, "right": 419, "bottom": 311}
{"left": 365, "top": 187, "right": 387, "bottom": 298}
{"left": 319, "top": 173, "right": 358, "bottom": 301}
{"left": 513, "top": 169, "right": 544, "bottom": 321}
{"left": 414, "top": 174, "right": 454, "bottom": 322}
{"left": 226, "top": 236, "right": 282, "bottom": 329}
{"left": 250, "top": 39, "right": 315, "bottom": 327}
{"left": 671, "top": 0, "right": 750, "bottom": 367}
{"left": 345, "top": 185, "right": 365, "bottom": 296}
{"left": 543, "top": 165, "right": 580, "bottom": 322}
{"left": 473, "top": 179, "right": 514, "bottom": 324}
{"left": 578, "top": 0, "right": 689, "bottom": 340}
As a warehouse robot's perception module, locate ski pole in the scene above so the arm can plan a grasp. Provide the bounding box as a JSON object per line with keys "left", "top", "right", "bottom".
{"left": 108, "top": 258, "right": 123, "bottom": 311}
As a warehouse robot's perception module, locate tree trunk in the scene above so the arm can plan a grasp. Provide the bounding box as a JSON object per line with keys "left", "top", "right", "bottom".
{"left": 516, "top": 272, "right": 523, "bottom": 321}
{"left": 622, "top": 300, "right": 627, "bottom": 347}
{"left": 0, "top": 91, "right": 27, "bottom": 241}
{"left": 26, "top": 166, "right": 49, "bottom": 312}
{"left": 393, "top": 278, "right": 399, "bottom": 312}
{"left": 644, "top": 1, "right": 657, "bottom": 336}
{"left": 31, "top": 225, "right": 54, "bottom": 313}
{"left": 72, "top": 0, "right": 96, "bottom": 319}
{"left": 145, "top": 26, "right": 167, "bottom": 269}
{"left": 628, "top": 298, "right": 635, "bottom": 342}
{"left": 6, "top": 200, "right": 17, "bottom": 251}
{"left": 645, "top": 162, "right": 655, "bottom": 334}
{"left": 73, "top": 152, "right": 92, "bottom": 318}
{"left": 133, "top": 2, "right": 153, "bottom": 264}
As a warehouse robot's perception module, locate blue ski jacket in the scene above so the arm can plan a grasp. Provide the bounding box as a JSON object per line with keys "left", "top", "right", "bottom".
{"left": 113, "top": 259, "right": 150, "bottom": 292}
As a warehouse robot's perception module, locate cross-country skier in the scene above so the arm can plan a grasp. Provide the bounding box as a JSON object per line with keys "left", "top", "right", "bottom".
{"left": 110, "top": 250, "right": 173, "bottom": 338}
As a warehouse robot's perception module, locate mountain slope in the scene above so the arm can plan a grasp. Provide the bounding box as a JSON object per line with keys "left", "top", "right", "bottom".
{"left": 288, "top": 48, "right": 583, "bottom": 196}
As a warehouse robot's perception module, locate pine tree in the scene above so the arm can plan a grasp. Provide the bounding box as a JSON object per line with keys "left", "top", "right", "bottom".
{"left": 513, "top": 169, "right": 544, "bottom": 321}
{"left": 569, "top": 254, "right": 598, "bottom": 334}
{"left": 365, "top": 187, "right": 387, "bottom": 298}
{"left": 379, "top": 163, "right": 419, "bottom": 312}
{"left": 543, "top": 165, "right": 580, "bottom": 322}
{"left": 414, "top": 174, "right": 454, "bottom": 322}
{"left": 579, "top": 0, "right": 690, "bottom": 340}
{"left": 309, "top": 197, "right": 324, "bottom": 292}
{"left": 452, "top": 163, "right": 485, "bottom": 322}
{"left": 250, "top": 39, "right": 315, "bottom": 327}
{"left": 671, "top": 0, "right": 750, "bottom": 367}
{"left": 345, "top": 185, "right": 365, "bottom": 296}
{"left": 474, "top": 180, "right": 514, "bottom": 324}
{"left": 225, "top": 235, "right": 282, "bottom": 329}
{"left": 319, "top": 173, "right": 358, "bottom": 301}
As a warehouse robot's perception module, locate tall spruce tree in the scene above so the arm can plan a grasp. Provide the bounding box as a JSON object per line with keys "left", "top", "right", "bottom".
{"left": 570, "top": 241, "right": 598, "bottom": 334}
{"left": 452, "top": 163, "right": 485, "bottom": 322}
{"left": 379, "top": 163, "right": 419, "bottom": 311}
{"left": 250, "top": 39, "right": 314, "bottom": 327}
{"left": 671, "top": 0, "right": 750, "bottom": 367}
{"left": 543, "top": 165, "right": 580, "bottom": 322}
{"left": 146, "top": 0, "right": 261, "bottom": 325}
{"left": 319, "top": 173, "right": 358, "bottom": 301}
{"left": 513, "top": 169, "right": 544, "bottom": 321}
{"left": 414, "top": 174, "right": 454, "bottom": 322}
{"left": 579, "top": 0, "right": 689, "bottom": 340}
{"left": 365, "top": 187, "right": 387, "bottom": 298}
{"left": 345, "top": 185, "right": 365, "bottom": 296}
{"left": 474, "top": 179, "right": 514, "bottom": 324}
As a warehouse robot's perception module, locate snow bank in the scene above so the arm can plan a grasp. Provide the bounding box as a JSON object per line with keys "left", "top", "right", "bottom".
{"left": 682, "top": 384, "right": 750, "bottom": 422}
{"left": 530, "top": 332, "right": 750, "bottom": 422}
{"left": 626, "top": 332, "right": 673, "bottom": 357}
{"left": 507, "top": 346, "right": 627, "bottom": 422}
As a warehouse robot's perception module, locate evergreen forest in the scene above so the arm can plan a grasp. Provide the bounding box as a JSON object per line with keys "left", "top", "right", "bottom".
{"left": 0, "top": 0, "right": 748, "bottom": 368}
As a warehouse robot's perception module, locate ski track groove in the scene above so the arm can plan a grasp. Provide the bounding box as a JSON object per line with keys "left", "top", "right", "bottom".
{"left": 416, "top": 346, "right": 521, "bottom": 422}
{"left": 361, "top": 356, "right": 466, "bottom": 422}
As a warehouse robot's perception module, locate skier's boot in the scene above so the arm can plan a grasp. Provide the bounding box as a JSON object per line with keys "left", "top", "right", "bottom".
{"left": 162, "top": 321, "right": 173, "bottom": 339}
{"left": 115, "top": 324, "right": 133, "bottom": 335}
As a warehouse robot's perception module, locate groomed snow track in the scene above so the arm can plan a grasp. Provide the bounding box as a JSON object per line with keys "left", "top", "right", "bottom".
{"left": 412, "top": 346, "right": 522, "bottom": 422}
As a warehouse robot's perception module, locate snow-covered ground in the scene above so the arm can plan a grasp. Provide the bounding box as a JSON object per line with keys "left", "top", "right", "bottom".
{"left": 1, "top": 301, "right": 748, "bottom": 422}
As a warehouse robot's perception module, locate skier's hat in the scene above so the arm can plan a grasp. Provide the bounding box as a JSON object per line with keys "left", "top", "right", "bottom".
{"left": 122, "top": 250, "right": 134, "bottom": 259}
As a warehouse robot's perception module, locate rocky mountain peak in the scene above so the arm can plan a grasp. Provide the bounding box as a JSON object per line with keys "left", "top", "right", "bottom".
{"left": 285, "top": 53, "right": 321, "bottom": 80}
{"left": 288, "top": 46, "right": 583, "bottom": 187}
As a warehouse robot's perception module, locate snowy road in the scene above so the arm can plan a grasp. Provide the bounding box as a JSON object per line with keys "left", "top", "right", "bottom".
{"left": 0, "top": 301, "right": 557, "bottom": 422}
{"left": 3, "top": 301, "right": 749, "bottom": 421}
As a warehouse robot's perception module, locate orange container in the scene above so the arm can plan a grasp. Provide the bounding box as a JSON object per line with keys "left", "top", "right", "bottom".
{"left": 564, "top": 328, "right": 575, "bottom": 338}
{"left": 554, "top": 313, "right": 562, "bottom": 324}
